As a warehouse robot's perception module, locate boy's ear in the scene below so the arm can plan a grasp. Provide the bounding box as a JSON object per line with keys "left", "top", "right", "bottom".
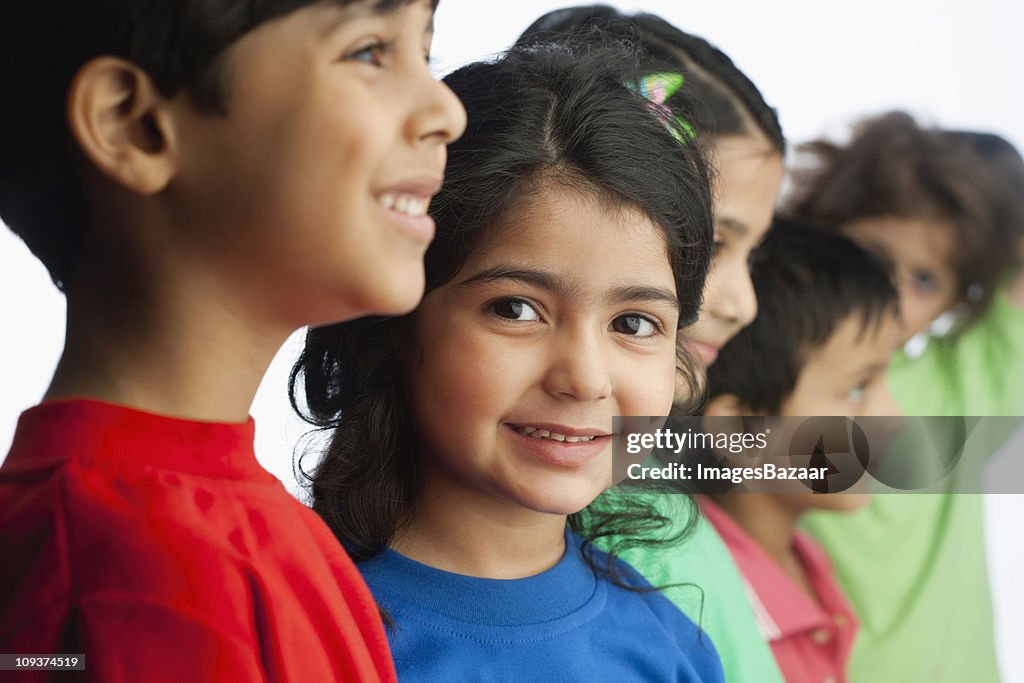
{"left": 66, "top": 56, "right": 178, "bottom": 195}
{"left": 704, "top": 393, "right": 747, "bottom": 417}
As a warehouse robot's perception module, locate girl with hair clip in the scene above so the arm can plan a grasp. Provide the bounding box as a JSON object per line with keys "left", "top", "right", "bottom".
{"left": 518, "top": 7, "right": 790, "bottom": 683}
{"left": 289, "top": 42, "right": 724, "bottom": 681}
{"left": 788, "top": 112, "right": 1024, "bottom": 683}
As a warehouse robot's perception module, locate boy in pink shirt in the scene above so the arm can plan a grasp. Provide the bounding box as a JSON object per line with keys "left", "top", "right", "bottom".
{"left": 701, "top": 219, "right": 902, "bottom": 683}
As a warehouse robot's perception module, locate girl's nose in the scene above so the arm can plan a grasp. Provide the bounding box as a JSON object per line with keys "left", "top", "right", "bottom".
{"left": 541, "top": 329, "right": 612, "bottom": 402}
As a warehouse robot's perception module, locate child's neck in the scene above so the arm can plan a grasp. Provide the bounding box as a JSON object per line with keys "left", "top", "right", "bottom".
{"left": 392, "top": 467, "right": 570, "bottom": 580}
{"left": 712, "top": 494, "right": 817, "bottom": 601}
{"left": 45, "top": 252, "right": 290, "bottom": 423}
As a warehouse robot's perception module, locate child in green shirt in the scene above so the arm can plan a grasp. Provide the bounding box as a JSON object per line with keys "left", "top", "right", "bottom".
{"left": 789, "top": 113, "right": 1024, "bottom": 683}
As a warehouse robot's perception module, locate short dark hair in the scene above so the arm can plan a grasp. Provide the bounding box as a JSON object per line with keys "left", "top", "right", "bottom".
{"left": 786, "top": 111, "right": 1023, "bottom": 325}
{"left": 0, "top": 0, "right": 434, "bottom": 291}
{"left": 516, "top": 4, "right": 785, "bottom": 154}
{"left": 706, "top": 218, "right": 899, "bottom": 413}
{"left": 290, "top": 41, "right": 713, "bottom": 567}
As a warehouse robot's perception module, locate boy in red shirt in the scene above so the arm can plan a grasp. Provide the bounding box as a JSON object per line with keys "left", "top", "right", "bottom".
{"left": 0, "top": 1, "right": 465, "bottom": 680}
{"left": 700, "top": 220, "right": 903, "bottom": 683}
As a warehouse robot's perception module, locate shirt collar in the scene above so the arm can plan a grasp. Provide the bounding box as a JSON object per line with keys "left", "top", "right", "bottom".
{"left": 701, "top": 498, "right": 854, "bottom": 641}
{"left": 6, "top": 398, "right": 272, "bottom": 483}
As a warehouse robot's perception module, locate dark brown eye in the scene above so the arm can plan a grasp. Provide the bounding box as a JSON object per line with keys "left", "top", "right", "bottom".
{"left": 490, "top": 298, "right": 539, "bottom": 322}
{"left": 611, "top": 314, "right": 659, "bottom": 337}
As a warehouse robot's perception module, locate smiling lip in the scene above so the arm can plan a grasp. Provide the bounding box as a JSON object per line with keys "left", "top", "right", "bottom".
{"left": 504, "top": 422, "right": 611, "bottom": 469}
{"left": 686, "top": 340, "right": 721, "bottom": 366}
{"left": 379, "top": 175, "right": 443, "bottom": 198}
{"left": 375, "top": 174, "right": 443, "bottom": 245}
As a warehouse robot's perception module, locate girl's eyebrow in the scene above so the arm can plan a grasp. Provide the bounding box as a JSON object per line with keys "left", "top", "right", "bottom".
{"left": 609, "top": 285, "right": 680, "bottom": 311}
{"left": 457, "top": 266, "right": 678, "bottom": 310}
{"left": 457, "top": 267, "right": 581, "bottom": 299}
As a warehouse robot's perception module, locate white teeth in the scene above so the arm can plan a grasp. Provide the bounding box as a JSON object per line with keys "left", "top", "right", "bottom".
{"left": 378, "top": 193, "right": 428, "bottom": 217}
{"left": 514, "top": 426, "right": 596, "bottom": 442}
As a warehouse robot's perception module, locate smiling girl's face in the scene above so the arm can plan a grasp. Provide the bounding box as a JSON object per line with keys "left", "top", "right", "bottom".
{"left": 404, "top": 186, "right": 680, "bottom": 517}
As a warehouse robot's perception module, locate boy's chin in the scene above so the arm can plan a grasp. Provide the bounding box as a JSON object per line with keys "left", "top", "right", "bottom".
{"left": 354, "top": 268, "right": 427, "bottom": 318}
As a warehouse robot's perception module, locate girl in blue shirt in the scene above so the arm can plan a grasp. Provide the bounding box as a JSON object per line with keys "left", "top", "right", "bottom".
{"left": 291, "top": 41, "right": 723, "bottom": 682}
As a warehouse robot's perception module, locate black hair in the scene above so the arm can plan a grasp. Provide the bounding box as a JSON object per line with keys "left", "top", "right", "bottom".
{"left": 515, "top": 4, "right": 785, "bottom": 154}
{"left": 0, "top": 0, "right": 434, "bottom": 291}
{"left": 290, "top": 42, "right": 713, "bottom": 583}
{"left": 706, "top": 218, "right": 899, "bottom": 413}
{"left": 786, "top": 112, "right": 1022, "bottom": 326}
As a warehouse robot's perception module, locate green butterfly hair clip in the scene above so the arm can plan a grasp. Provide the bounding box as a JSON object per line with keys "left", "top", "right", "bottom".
{"left": 626, "top": 71, "right": 696, "bottom": 143}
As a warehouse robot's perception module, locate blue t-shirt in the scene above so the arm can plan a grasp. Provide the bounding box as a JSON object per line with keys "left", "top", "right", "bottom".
{"left": 359, "top": 532, "right": 724, "bottom": 682}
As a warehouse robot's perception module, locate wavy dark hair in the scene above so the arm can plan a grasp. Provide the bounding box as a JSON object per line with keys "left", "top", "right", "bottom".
{"left": 516, "top": 4, "right": 785, "bottom": 154}
{"left": 290, "top": 42, "right": 714, "bottom": 584}
{"left": 786, "top": 111, "right": 1024, "bottom": 327}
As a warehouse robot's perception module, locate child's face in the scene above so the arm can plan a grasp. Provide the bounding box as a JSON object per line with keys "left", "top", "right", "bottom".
{"left": 171, "top": 0, "right": 466, "bottom": 327}
{"left": 782, "top": 311, "right": 902, "bottom": 418}
{"left": 778, "top": 310, "right": 903, "bottom": 511}
{"left": 405, "top": 187, "right": 680, "bottom": 517}
{"left": 842, "top": 216, "right": 960, "bottom": 343}
{"left": 683, "top": 136, "right": 784, "bottom": 366}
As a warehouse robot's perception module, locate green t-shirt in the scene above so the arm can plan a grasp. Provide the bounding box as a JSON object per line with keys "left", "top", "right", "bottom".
{"left": 804, "top": 289, "right": 1024, "bottom": 683}
{"left": 595, "top": 493, "right": 785, "bottom": 683}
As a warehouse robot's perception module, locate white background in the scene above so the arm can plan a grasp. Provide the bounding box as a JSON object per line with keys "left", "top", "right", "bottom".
{"left": 1, "top": 0, "right": 1021, "bottom": 679}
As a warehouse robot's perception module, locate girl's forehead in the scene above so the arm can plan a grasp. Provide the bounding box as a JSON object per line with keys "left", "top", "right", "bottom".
{"left": 485, "top": 193, "right": 667, "bottom": 255}
{"left": 491, "top": 186, "right": 668, "bottom": 247}
{"left": 844, "top": 216, "right": 958, "bottom": 268}
{"left": 453, "top": 189, "right": 677, "bottom": 295}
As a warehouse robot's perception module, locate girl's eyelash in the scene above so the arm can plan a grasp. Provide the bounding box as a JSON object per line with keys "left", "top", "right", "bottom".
{"left": 485, "top": 296, "right": 541, "bottom": 323}
{"left": 711, "top": 239, "right": 725, "bottom": 259}
{"left": 612, "top": 312, "right": 666, "bottom": 338}
{"left": 483, "top": 299, "right": 665, "bottom": 339}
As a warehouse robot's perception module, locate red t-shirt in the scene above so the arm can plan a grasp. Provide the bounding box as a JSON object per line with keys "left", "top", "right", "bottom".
{"left": 0, "top": 399, "right": 396, "bottom": 682}
{"left": 703, "top": 500, "right": 858, "bottom": 683}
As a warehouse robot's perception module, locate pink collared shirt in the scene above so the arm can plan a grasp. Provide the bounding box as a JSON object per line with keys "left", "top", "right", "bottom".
{"left": 703, "top": 500, "right": 858, "bottom": 683}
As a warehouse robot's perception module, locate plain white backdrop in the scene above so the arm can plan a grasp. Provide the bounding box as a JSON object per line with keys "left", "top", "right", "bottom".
{"left": 1, "top": 0, "right": 1021, "bottom": 679}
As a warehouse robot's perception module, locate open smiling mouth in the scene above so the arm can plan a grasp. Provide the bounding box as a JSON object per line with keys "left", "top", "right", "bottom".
{"left": 507, "top": 424, "right": 608, "bottom": 443}
{"left": 376, "top": 193, "right": 429, "bottom": 217}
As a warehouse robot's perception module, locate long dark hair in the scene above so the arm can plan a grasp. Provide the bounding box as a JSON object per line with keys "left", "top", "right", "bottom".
{"left": 290, "top": 42, "right": 714, "bottom": 580}
{"left": 516, "top": 5, "right": 785, "bottom": 154}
